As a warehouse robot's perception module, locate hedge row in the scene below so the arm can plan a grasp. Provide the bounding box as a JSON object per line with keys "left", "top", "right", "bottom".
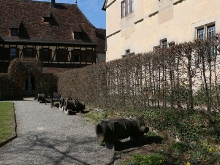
{"left": 57, "top": 36, "right": 220, "bottom": 112}
{"left": 1, "top": 36, "right": 220, "bottom": 113}
{"left": 0, "top": 73, "right": 20, "bottom": 100}
{"left": 0, "top": 58, "right": 57, "bottom": 100}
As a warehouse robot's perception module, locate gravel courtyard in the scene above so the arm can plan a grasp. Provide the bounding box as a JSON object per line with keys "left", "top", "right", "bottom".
{"left": 0, "top": 100, "right": 114, "bottom": 165}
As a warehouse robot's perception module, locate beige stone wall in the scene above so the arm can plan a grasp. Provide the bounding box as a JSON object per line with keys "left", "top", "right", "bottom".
{"left": 106, "top": 0, "right": 220, "bottom": 62}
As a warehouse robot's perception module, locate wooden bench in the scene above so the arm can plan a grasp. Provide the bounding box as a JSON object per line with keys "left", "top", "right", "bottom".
{"left": 45, "top": 92, "right": 61, "bottom": 108}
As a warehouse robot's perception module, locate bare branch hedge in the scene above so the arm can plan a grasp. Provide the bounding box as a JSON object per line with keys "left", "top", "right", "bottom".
{"left": 58, "top": 35, "right": 220, "bottom": 112}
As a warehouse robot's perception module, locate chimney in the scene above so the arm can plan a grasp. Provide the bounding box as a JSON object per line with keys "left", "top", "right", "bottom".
{"left": 51, "top": 0, "right": 55, "bottom": 8}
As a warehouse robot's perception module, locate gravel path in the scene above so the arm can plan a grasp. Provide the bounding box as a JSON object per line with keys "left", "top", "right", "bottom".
{"left": 0, "top": 100, "right": 114, "bottom": 165}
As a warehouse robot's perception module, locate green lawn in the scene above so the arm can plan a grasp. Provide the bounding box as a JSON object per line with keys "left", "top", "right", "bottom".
{"left": 0, "top": 102, "right": 16, "bottom": 145}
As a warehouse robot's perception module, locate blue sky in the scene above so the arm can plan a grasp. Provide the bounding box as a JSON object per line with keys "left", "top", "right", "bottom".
{"left": 34, "top": 0, "right": 106, "bottom": 29}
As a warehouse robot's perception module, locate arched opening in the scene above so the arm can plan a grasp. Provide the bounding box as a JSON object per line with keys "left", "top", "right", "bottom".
{"left": 23, "top": 74, "right": 36, "bottom": 97}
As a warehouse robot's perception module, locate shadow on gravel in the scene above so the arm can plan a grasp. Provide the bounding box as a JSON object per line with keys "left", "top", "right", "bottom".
{"left": 25, "top": 132, "right": 92, "bottom": 164}
{"left": 3, "top": 132, "right": 107, "bottom": 165}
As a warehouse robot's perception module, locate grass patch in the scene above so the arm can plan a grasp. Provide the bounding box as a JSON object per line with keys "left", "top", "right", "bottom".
{"left": 124, "top": 140, "right": 220, "bottom": 164}
{"left": 0, "top": 102, "right": 16, "bottom": 144}
{"left": 84, "top": 110, "right": 107, "bottom": 123}
{"left": 124, "top": 153, "right": 165, "bottom": 165}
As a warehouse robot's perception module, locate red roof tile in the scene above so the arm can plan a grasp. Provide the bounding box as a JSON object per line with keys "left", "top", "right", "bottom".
{"left": 0, "top": 0, "right": 98, "bottom": 45}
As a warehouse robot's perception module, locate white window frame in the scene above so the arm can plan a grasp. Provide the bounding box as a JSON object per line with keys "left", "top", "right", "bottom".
{"left": 121, "top": 0, "right": 134, "bottom": 18}
{"left": 196, "top": 23, "right": 216, "bottom": 63}
{"left": 10, "top": 48, "right": 17, "bottom": 59}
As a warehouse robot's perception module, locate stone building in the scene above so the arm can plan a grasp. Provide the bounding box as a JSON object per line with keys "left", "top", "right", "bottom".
{"left": 0, "top": 0, "right": 106, "bottom": 73}
{"left": 103, "top": 0, "right": 219, "bottom": 61}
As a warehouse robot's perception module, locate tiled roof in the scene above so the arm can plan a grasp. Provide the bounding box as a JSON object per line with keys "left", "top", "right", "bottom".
{"left": 72, "top": 22, "right": 82, "bottom": 32}
{"left": 0, "top": 0, "right": 98, "bottom": 45}
{"left": 43, "top": 11, "right": 51, "bottom": 18}
{"left": 10, "top": 20, "right": 21, "bottom": 29}
{"left": 95, "top": 28, "right": 106, "bottom": 53}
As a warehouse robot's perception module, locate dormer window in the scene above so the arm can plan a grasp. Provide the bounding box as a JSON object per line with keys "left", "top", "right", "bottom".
{"left": 44, "top": 17, "right": 50, "bottom": 23}
{"left": 10, "top": 20, "right": 21, "bottom": 36}
{"left": 72, "top": 22, "right": 82, "bottom": 40}
{"left": 74, "top": 32, "right": 81, "bottom": 39}
{"left": 43, "top": 12, "right": 51, "bottom": 23}
{"left": 11, "top": 28, "right": 18, "bottom": 36}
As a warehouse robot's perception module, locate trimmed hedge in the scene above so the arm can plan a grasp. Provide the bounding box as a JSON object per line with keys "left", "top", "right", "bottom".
{"left": 57, "top": 37, "right": 220, "bottom": 112}
{"left": 0, "top": 58, "right": 57, "bottom": 100}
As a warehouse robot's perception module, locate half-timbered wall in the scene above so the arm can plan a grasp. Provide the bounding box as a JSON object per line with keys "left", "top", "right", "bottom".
{"left": 0, "top": 43, "right": 96, "bottom": 72}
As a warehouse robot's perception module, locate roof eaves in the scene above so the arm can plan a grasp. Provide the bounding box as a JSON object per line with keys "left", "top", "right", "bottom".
{"left": 0, "top": 39, "right": 97, "bottom": 46}
{"left": 102, "top": 0, "right": 108, "bottom": 11}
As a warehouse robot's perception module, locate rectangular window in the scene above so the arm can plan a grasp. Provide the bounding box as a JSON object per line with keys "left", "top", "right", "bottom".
{"left": 121, "top": 1, "right": 126, "bottom": 17}
{"left": 131, "top": 0, "right": 134, "bottom": 12}
{"left": 126, "top": 49, "right": 130, "bottom": 55}
{"left": 122, "top": 49, "right": 130, "bottom": 58}
{"left": 161, "top": 39, "right": 167, "bottom": 49}
{"left": 10, "top": 48, "right": 17, "bottom": 59}
{"left": 74, "top": 32, "right": 81, "bottom": 39}
{"left": 40, "top": 48, "right": 51, "bottom": 61}
{"left": 121, "top": 0, "right": 134, "bottom": 18}
{"left": 207, "top": 25, "right": 215, "bottom": 39}
{"left": 11, "top": 29, "right": 18, "bottom": 36}
{"left": 71, "top": 49, "right": 81, "bottom": 62}
{"left": 197, "top": 28, "right": 205, "bottom": 40}
{"left": 42, "top": 48, "right": 49, "bottom": 60}
{"left": 27, "top": 48, "right": 33, "bottom": 57}
{"left": 126, "top": 0, "right": 130, "bottom": 14}
{"left": 196, "top": 24, "right": 216, "bottom": 63}
{"left": 44, "top": 17, "right": 50, "bottom": 23}
{"left": 208, "top": 25, "right": 216, "bottom": 60}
